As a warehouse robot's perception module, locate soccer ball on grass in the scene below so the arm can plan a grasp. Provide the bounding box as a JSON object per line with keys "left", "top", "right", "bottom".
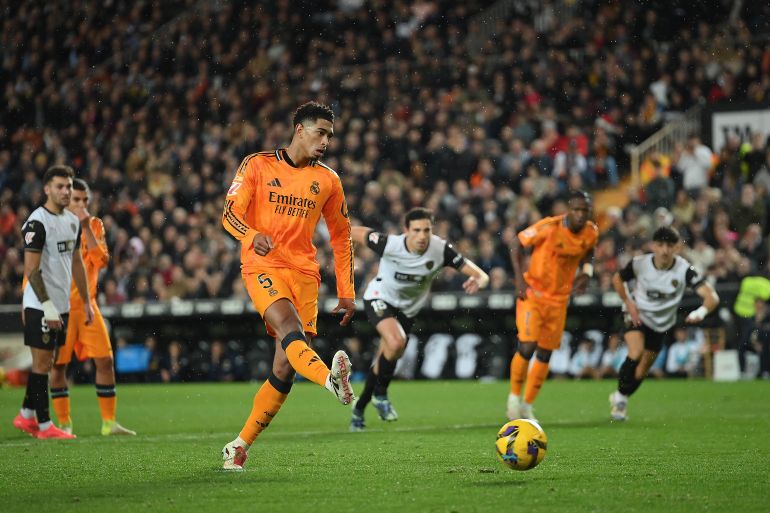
{"left": 495, "top": 419, "right": 548, "bottom": 471}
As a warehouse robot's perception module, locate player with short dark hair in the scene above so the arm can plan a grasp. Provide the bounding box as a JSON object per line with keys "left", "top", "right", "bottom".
{"left": 292, "top": 101, "right": 334, "bottom": 128}
{"left": 349, "top": 207, "right": 490, "bottom": 431}
{"left": 221, "top": 101, "right": 356, "bottom": 470}
{"left": 50, "top": 178, "right": 135, "bottom": 436}
{"left": 507, "top": 190, "right": 598, "bottom": 421}
{"left": 609, "top": 226, "right": 719, "bottom": 420}
{"left": 13, "top": 165, "right": 93, "bottom": 439}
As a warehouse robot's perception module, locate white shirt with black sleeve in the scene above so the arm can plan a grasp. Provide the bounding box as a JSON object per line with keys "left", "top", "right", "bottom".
{"left": 21, "top": 206, "right": 81, "bottom": 314}
{"left": 618, "top": 254, "right": 704, "bottom": 333}
{"left": 362, "top": 231, "right": 465, "bottom": 318}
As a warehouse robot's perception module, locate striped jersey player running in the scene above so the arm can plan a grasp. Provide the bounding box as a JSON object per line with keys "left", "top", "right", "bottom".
{"left": 349, "top": 207, "right": 490, "bottom": 431}
{"left": 609, "top": 226, "right": 719, "bottom": 421}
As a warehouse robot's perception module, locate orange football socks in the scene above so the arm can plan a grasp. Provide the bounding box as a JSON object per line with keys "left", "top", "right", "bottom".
{"left": 509, "top": 352, "right": 529, "bottom": 396}
{"left": 281, "top": 331, "right": 330, "bottom": 387}
{"left": 51, "top": 387, "right": 70, "bottom": 425}
{"left": 239, "top": 374, "right": 292, "bottom": 445}
{"left": 96, "top": 383, "right": 117, "bottom": 421}
{"left": 524, "top": 359, "right": 550, "bottom": 404}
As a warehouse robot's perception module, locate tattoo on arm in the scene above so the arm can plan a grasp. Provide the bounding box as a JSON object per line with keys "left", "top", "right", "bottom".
{"left": 28, "top": 268, "right": 50, "bottom": 303}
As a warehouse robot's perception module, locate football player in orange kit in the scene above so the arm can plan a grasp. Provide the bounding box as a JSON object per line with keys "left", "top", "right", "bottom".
{"left": 221, "top": 101, "right": 356, "bottom": 470}
{"left": 507, "top": 190, "right": 598, "bottom": 421}
{"left": 49, "top": 179, "right": 135, "bottom": 436}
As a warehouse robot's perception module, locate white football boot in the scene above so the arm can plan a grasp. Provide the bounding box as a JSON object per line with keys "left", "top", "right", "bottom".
{"left": 326, "top": 350, "right": 355, "bottom": 405}
{"left": 222, "top": 439, "right": 249, "bottom": 470}
{"left": 609, "top": 391, "right": 628, "bottom": 421}
{"left": 519, "top": 402, "right": 538, "bottom": 422}
{"left": 506, "top": 393, "right": 521, "bottom": 420}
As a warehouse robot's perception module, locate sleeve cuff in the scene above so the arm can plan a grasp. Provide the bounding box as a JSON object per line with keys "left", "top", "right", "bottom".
{"left": 241, "top": 229, "right": 259, "bottom": 247}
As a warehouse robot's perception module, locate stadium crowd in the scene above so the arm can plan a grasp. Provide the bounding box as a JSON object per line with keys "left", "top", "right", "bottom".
{"left": 2, "top": 1, "right": 770, "bottom": 379}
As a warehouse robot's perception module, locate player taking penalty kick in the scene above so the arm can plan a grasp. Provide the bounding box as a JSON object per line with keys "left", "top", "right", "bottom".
{"left": 221, "top": 102, "right": 356, "bottom": 470}
{"left": 50, "top": 179, "right": 135, "bottom": 436}
{"left": 507, "top": 190, "right": 598, "bottom": 421}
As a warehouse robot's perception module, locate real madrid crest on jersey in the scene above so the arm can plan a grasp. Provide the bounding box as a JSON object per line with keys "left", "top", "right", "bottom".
{"left": 310, "top": 181, "right": 320, "bottom": 195}
{"left": 672, "top": 279, "right": 679, "bottom": 287}
{"left": 71, "top": 223, "right": 77, "bottom": 233}
{"left": 426, "top": 261, "right": 434, "bottom": 270}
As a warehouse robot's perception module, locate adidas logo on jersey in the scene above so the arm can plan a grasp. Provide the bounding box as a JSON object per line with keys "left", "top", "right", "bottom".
{"left": 268, "top": 178, "right": 283, "bottom": 187}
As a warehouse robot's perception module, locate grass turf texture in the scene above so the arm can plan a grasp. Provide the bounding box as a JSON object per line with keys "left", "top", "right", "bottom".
{"left": 1, "top": 380, "right": 768, "bottom": 513}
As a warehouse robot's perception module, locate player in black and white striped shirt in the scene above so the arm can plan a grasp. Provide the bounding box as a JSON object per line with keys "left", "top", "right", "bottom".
{"left": 13, "top": 165, "right": 93, "bottom": 439}
{"left": 609, "top": 226, "right": 719, "bottom": 421}
{"left": 349, "top": 208, "right": 490, "bottom": 431}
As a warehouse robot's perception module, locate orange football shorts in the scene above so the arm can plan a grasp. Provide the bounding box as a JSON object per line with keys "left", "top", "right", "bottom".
{"left": 515, "top": 288, "right": 568, "bottom": 350}
{"left": 243, "top": 267, "right": 319, "bottom": 337}
{"left": 56, "top": 304, "right": 112, "bottom": 365}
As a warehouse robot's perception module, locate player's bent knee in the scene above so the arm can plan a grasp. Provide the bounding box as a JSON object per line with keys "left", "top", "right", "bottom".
{"left": 94, "top": 356, "right": 114, "bottom": 370}
{"left": 272, "top": 362, "right": 295, "bottom": 383}
{"left": 517, "top": 342, "right": 536, "bottom": 360}
{"left": 535, "top": 348, "right": 552, "bottom": 363}
{"left": 381, "top": 335, "right": 407, "bottom": 360}
{"left": 268, "top": 371, "right": 294, "bottom": 394}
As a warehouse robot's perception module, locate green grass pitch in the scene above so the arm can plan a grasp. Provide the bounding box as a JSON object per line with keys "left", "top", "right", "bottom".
{"left": 2, "top": 379, "right": 768, "bottom": 513}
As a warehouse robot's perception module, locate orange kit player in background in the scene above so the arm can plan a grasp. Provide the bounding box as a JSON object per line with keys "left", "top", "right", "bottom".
{"left": 507, "top": 190, "right": 598, "bottom": 421}
{"left": 50, "top": 179, "right": 135, "bottom": 436}
{"left": 220, "top": 101, "right": 356, "bottom": 470}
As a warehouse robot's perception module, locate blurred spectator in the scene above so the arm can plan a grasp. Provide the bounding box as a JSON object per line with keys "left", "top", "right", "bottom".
{"left": 160, "top": 340, "right": 189, "bottom": 383}
{"left": 569, "top": 337, "right": 598, "bottom": 380}
{"left": 206, "top": 340, "right": 236, "bottom": 382}
{"left": 644, "top": 159, "right": 675, "bottom": 212}
{"left": 675, "top": 135, "right": 713, "bottom": 195}
{"left": 665, "top": 327, "right": 701, "bottom": 377}
{"left": 737, "top": 224, "right": 767, "bottom": 268}
{"left": 671, "top": 189, "right": 695, "bottom": 225}
{"left": 547, "top": 332, "right": 572, "bottom": 380}
{"left": 553, "top": 139, "right": 588, "bottom": 191}
{"left": 144, "top": 336, "right": 164, "bottom": 383}
{"left": 597, "top": 333, "right": 627, "bottom": 379}
{"left": 730, "top": 184, "right": 765, "bottom": 236}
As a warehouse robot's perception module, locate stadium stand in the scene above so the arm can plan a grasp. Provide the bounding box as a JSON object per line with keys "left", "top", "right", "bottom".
{"left": 2, "top": 0, "right": 770, "bottom": 380}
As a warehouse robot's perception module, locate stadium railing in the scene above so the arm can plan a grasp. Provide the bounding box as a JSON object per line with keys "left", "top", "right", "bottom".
{"left": 629, "top": 103, "right": 703, "bottom": 187}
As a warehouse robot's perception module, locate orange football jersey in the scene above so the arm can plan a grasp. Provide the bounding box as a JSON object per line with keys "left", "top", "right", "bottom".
{"left": 223, "top": 150, "right": 354, "bottom": 299}
{"left": 518, "top": 214, "right": 598, "bottom": 303}
{"left": 70, "top": 216, "right": 109, "bottom": 309}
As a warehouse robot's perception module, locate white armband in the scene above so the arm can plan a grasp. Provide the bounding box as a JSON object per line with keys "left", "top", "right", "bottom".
{"left": 581, "top": 263, "right": 594, "bottom": 278}
{"left": 41, "top": 300, "right": 60, "bottom": 322}
{"left": 686, "top": 305, "right": 709, "bottom": 322}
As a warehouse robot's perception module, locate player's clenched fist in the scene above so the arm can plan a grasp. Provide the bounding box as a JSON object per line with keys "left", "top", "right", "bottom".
{"left": 252, "top": 233, "right": 274, "bottom": 256}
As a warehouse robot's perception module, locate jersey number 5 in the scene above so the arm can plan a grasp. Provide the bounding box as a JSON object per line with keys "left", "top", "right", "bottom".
{"left": 257, "top": 273, "right": 273, "bottom": 289}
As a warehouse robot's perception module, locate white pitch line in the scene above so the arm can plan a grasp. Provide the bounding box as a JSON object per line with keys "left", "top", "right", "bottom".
{"left": 1, "top": 422, "right": 500, "bottom": 448}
